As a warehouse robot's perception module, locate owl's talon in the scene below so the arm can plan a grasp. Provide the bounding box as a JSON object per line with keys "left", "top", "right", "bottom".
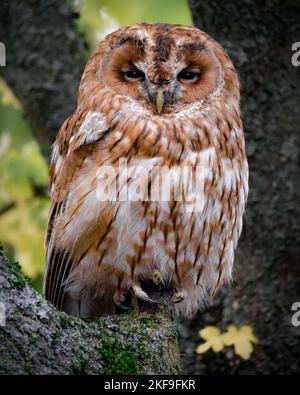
{"left": 113, "top": 291, "right": 130, "bottom": 310}
{"left": 153, "top": 269, "right": 165, "bottom": 286}
{"left": 116, "top": 302, "right": 130, "bottom": 310}
{"left": 132, "top": 284, "right": 159, "bottom": 304}
{"left": 172, "top": 289, "right": 187, "bottom": 304}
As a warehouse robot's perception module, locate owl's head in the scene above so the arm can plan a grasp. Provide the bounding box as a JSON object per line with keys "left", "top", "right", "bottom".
{"left": 80, "top": 23, "right": 239, "bottom": 116}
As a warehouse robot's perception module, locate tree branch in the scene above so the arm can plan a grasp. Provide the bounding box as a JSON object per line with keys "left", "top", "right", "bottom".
{"left": 0, "top": 249, "right": 181, "bottom": 374}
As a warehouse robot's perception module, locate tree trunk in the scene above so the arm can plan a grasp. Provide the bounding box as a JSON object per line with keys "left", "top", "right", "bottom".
{"left": 181, "top": 0, "right": 300, "bottom": 374}
{"left": 0, "top": 249, "right": 181, "bottom": 374}
{"left": 0, "top": 0, "right": 86, "bottom": 160}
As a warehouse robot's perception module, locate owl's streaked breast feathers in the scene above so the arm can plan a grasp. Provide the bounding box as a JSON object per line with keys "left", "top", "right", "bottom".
{"left": 44, "top": 23, "right": 248, "bottom": 318}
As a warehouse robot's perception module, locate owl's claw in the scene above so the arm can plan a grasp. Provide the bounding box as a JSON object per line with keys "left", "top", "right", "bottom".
{"left": 113, "top": 291, "right": 130, "bottom": 310}
{"left": 115, "top": 301, "right": 130, "bottom": 310}
{"left": 153, "top": 269, "right": 165, "bottom": 286}
{"left": 132, "top": 284, "right": 159, "bottom": 304}
{"left": 172, "top": 289, "right": 187, "bottom": 304}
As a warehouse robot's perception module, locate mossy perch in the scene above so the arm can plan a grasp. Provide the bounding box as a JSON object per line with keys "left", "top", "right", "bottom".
{"left": 0, "top": 249, "right": 182, "bottom": 374}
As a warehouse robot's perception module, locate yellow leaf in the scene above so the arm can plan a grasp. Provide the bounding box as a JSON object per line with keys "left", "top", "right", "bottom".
{"left": 222, "top": 325, "right": 258, "bottom": 360}
{"left": 196, "top": 324, "right": 258, "bottom": 359}
{"left": 196, "top": 326, "right": 224, "bottom": 354}
{"left": 199, "top": 326, "right": 221, "bottom": 340}
{"left": 196, "top": 342, "right": 211, "bottom": 354}
{"left": 222, "top": 325, "right": 238, "bottom": 345}
{"left": 235, "top": 338, "right": 254, "bottom": 360}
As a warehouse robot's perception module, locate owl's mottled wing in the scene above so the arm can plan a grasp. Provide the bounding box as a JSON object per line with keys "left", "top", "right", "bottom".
{"left": 43, "top": 109, "right": 109, "bottom": 310}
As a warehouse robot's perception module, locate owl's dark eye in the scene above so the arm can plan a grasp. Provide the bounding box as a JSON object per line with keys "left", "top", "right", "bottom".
{"left": 123, "top": 68, "right": 145, "bottom": 81}
{"left": 178, "top": 68, "right": 200, "bottom": 82}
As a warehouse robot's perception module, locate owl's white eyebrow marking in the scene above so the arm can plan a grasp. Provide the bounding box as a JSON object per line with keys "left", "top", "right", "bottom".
{"left": 136, "top": 30, "right": 150, "bottom": 39}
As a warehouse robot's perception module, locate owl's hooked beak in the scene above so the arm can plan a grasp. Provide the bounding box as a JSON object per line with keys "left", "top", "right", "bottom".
{"left": 156, "top": 88, "right": 164, "bottom": 114}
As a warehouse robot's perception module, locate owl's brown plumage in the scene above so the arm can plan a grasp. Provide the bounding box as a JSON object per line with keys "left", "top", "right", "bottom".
{"left": 44, "top": 23, "right": 248, "bottom": 318}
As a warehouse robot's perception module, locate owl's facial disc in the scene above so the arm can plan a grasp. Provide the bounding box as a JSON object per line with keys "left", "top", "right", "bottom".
{"left": 102, "top": 34, "right": 222, "bottom": 115}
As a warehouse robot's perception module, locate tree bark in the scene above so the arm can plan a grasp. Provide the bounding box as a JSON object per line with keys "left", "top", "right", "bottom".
{"left": 181, "top": 0, "right": 300, "bottom": 374}
{"left": 0, "top": 0, "right": 86, "bottom": 160}
{"left": 0, "top": 249, "right": 181, "bottom": 374}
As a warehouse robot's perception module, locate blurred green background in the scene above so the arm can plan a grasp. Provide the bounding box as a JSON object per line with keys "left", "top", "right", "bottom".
{"left": 0, "top": 0, "right": 192, "bottom": 292}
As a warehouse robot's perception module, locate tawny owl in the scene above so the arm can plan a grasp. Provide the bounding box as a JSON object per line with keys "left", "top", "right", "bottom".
{"left": 44, "top": 23, "right": 248, "bottom": 318}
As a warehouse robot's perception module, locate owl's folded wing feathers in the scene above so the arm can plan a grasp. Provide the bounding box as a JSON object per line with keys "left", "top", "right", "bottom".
{"left": 43, "top": 109, "right": 110, "bottom": 310}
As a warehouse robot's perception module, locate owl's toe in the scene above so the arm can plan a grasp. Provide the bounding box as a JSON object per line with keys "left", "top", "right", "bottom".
{"left": 132, "top": 284, "right": 159, "bottom": 304}
{"left": 172, "top": 289, "right": 187, "bottom": 304}
{"left": 113, "top": 291, "right": 130, "bottom": 310}
{"left": 152, "top": 269, "right": 165, "bottom": 286}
